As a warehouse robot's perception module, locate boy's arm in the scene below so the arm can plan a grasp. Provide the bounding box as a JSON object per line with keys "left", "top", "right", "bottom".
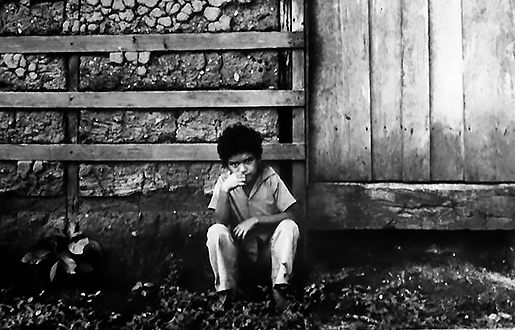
{"left": 233, "top": 204, "right": 297, "bottom": 240}
{"left": 212, "top": 172, "right": 246, "bottom": 226}
{"left": 253, "top": 203, "right": 297, "bottom": 225}
{"left": 213, "top": 189, "right": 232, "bottom": 226}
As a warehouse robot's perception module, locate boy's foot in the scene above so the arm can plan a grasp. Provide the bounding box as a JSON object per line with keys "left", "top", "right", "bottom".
{"left": 272, "top": 285, "right": 290, "bottom": 312}
{"left": 212, "top": 290, "right": 233, "bottom": 311}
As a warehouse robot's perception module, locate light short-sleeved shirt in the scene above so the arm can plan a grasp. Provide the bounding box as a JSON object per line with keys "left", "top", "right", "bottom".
{"left": 208, "top": 165, "right": 296, "bottom": 227}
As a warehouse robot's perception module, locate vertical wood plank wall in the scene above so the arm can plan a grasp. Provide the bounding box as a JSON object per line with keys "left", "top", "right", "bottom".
{"left": 429, "top": 0, "right": 465, "bottom": 181}
{"left": 463, "top": 0, "right": 515, "bottom": 181}
{"left": 370, "top": 0, "right": 403, "bottom": 181}
{"left": 310, "top": 0, "right": 515, "bottom": 184}
{"left": 309, "top": 0, "right": 371, "bottom": 182}
{"left": 400, "top": 0, "right": 430, "bottom": 182}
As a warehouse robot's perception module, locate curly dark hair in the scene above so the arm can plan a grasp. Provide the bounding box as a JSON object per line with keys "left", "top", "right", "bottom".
{"left": 217, "top": 123, "right": 263, "bottom": 167}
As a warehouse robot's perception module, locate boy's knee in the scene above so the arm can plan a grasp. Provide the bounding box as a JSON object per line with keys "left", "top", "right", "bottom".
{"left": 277, "top": 219, "right": 299, "bottom": 237}
{"left": 207, "top": 223, "right": 232, "bottom": 242}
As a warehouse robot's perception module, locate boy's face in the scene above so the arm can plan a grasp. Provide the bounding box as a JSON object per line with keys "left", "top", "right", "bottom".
{"left": 227, "top": 152, "right": 259, "bottom": 185}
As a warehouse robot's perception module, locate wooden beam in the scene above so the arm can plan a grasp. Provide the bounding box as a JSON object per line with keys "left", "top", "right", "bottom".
{"left": 0, "top": 90, "right": 305, "bottom": 109}
{"left": 308, "top": 182, "right": 515, "bottom": 230}
{"left": 0, "top": 143, "right": 305, "bottom": 161}
{"left": 0, "top": 32, "right": 304, "bottom": 54}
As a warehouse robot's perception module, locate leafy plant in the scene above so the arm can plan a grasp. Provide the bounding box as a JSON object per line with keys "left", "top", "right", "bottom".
{"left": 21, "top": 226, "right": 103, "bottom": 283}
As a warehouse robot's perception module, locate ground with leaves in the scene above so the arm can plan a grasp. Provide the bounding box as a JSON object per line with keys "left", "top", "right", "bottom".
{"left": 3, "top": 230, "right": 515, "bottom": 329}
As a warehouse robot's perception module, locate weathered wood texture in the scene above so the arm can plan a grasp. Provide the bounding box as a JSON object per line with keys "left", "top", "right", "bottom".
{"left": 291, "top": 0, "right": 306, "bottom": 209}
{"left": 309, "top": 0, "right": 371, "bottom": 182}
{"left": 308, "top": 183, "right": 515, "bottom": 230}
{"left": 0, "top": 143, "right": 305, "bottom": 161}
{"left": 65, "top": 55, "right": 80, "bottom": 236}
{"left": 0, "top": 32, "right": 304, "bottom": 53}
{"left": 305, "top": 0, "right": 515, "bottom": 230}
{"left": 463, "top": 0, "right": 515, "bottom": 181}
{"left": 370, "top": 0, "right": 403, "bottom": 181}
{"left": 311, "top": 0, "right": 515, "bottom": 184}
{"left": 429, "top": 0, "right": 465, "bottom": 181}
{"left": 0, "top": 91, "right": 305, "bottom": 109}
{"left": 400, "top": 0, "right": 430, "bottom": 182}
{"left": 310, "top": 0, "right": 429, "bottom": 182}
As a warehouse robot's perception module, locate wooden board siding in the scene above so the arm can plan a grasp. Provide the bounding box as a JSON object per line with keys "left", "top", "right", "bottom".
{"left": 399, "top": 0, "right": 430, "bottom": 182}
{"left": 309, "top": 0, "right": 371, "bottom": 182}
{"left": 370, "top": 0, "right": 430, "bottom": 182}
{"left": 463, "top": 0, "right": 515, "bottom": 182}
{"left": 370, "top": 0, "right": 403, "bottom": 181}
{"left": 429, "top": 0, "right": 465, "bottom": 181}
{"left": 310, "top": 0, "right": 515, "bottom": 184}
{"left": 308, "top": 182, "right": 515, "bottom": 230}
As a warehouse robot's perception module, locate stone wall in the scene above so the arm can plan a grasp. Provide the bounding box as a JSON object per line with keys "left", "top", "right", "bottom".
{"left": 0, "top": 0, "right": 283, "bottom": 290}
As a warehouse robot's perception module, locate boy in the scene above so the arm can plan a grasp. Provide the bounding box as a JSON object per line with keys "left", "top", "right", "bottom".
{"left": 206, "top": 123, "right": 300, "bottom": 310}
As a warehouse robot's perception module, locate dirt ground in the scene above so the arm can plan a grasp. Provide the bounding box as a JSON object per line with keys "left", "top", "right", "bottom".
{"left": 306, "top": 230, "right": 515, "bottom": 329}
{"left": 4, "top": 229, "right": 515, "bottom": 330}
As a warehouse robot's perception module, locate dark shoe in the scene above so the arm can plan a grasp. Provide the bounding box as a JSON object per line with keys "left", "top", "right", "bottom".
{"left": 272, "top": 285, "right": 290, "bottom": 312}
{"left": 211, "top": 290, "right": 233, "bottom": 311}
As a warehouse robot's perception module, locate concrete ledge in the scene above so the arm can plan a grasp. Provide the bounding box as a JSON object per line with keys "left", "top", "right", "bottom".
{"left": 308, "top": 183, "right": 515, "bottom": 230}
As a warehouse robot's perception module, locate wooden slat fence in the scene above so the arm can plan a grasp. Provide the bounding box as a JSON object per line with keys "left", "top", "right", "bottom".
{"left": 0, "top": 33, "right": 306, "bottom": 162}
{"left": 0, "top": 2, "right": 307, "bottom": 232}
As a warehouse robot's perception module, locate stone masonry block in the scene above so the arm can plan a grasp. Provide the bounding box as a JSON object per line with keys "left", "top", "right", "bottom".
{"left": 0, "top": 1, "right": 64, "bottom": 36}
{"left": 0, "top": 206, "right": 66, "bottom": 253}
{"left": 71, "top": 0, "right": 277, "bottom": 35}
{"left": 229, "top": 0, "right": 279, "bottom": 32}
{"left": 80, "top": 50, "right": 278, "bottom": 90}
{"left": 79, "top": 162, "right": 222, "bottom": 197}
{"left": 80, "top": 110, "right": 177, "bottom": 143}
{"left": 176, "top": 109, "right": 279, "bottom": 142}
{"left": 220, "top": 51, "right": 279, "bottom": 88}
{"left": 12, "top": 111, "right": 65, "bottom": 143}
{"left": 0, "top": 55, "right": 66, "bottom": 91}
{"left": 78, "top": 198, "right": 212, "bottom": 286}
{"left": 0, "top": 161, "right": 64, "bottom": 197}
{"left": 0, "top": 111, "right": 15, "bottom": 143}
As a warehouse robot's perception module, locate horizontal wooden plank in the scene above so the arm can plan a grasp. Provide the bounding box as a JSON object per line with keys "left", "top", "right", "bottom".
{"left": 0, "top": 32, "right": 304, "bottom": 54}
{"left": 0, "top": 90, "right": 305, "bottom": 108}
{"left": 0, "top": 143, "right": 305, "bottom": 161}
{"left": 308, "top": 182, "right": 515, "bottom": 230}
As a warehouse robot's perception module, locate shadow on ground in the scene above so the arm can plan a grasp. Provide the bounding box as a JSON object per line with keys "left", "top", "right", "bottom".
{"left": 305, "top": 229, "right": 515, "bottom": 329}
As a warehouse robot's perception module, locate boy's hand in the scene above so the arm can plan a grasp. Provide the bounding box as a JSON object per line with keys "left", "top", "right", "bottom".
{"left": 233, "top": 217, "right": 259, "bottom": 240}
{"left": 221, "top": 172, "right": 246, "bottom": 192}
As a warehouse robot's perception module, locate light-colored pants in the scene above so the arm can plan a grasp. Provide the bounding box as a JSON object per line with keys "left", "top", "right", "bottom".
{"left": 206, "top": 219, "right": 300, "bottom": 292}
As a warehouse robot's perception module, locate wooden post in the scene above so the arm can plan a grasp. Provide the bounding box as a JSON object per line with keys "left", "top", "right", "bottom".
{"left": 280, "top": 0, "right": 307, "bottom": 263}
{"left": 65, "top": 55, "right": 80, "bottom": 237}
{"left": 291, "top": 0, "right": 306, "bottom": 226}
